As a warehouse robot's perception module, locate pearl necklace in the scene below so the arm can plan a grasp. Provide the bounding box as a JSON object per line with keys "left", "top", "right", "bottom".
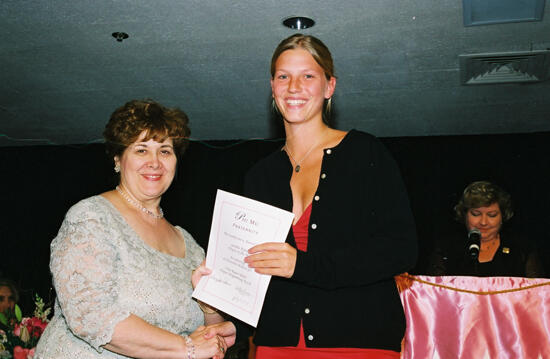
{"left": 116, "top": 185, "right": 164, "bottom": 219}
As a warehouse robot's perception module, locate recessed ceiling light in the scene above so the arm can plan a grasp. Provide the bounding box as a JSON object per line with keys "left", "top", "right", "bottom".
{"left": 112, "top": 32, "right": 129, "bottom": 42}
{"left": 282, "top": 16, "right": 315, "bottom": 30}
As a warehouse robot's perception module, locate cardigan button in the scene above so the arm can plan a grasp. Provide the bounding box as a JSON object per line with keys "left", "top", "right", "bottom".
{"left": 304, "top": 308, "right": 310, "bottom": 314}
{"left": 314, "top": 195, "right": 320, "bottom": 201}
{"left": 311, "top": 223, "right": 317, "bottom": 230}
{"left": 326, "top": 149, "right": 332, "bottom": 155}
{"left": 307, "top": 334, "right": 314, "bottom": 341}
{"left": 321, "top": 173, "right": 327, "bottom": 179}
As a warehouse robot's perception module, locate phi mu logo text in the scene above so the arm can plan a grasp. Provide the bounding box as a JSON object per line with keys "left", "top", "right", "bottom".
{"left": 234, "top": 211, "right": 259, "bottom": 226}
{"left": 232, "top": 211, "right": 260, "bottom": 235}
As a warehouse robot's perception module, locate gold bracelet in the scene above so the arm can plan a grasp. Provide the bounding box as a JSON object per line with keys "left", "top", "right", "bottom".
{"left": 197, "top": 300, "right": 218, "bottom": 314}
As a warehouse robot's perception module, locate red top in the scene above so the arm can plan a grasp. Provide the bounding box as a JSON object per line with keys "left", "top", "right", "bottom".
{"left": 255, "top": 203, "right": 400, "bottom": 359}
{"left": 292, "top": 203, "right": 312, "bottom": 251}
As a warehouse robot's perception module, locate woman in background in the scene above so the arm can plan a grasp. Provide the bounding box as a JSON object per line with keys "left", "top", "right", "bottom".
{"left": 0, "top": 278, "right": 18, "bottom": 314}
{"left": 242, "top": 34, "right": 418, "bottom": 358}
{"left": 35, "top": 99, "right": 235, "bottom": 359}
{"left": 428, "top": 180, "right": 545, "bottom": 277}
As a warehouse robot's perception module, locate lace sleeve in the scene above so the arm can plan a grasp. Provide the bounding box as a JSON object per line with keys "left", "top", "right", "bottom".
{"left": 50, "top": 201, "right": 130, "bottom": 352}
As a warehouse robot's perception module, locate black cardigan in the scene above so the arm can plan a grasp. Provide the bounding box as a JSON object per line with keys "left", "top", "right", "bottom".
{"left": 242, "top": 129, "right": 418, "bottom": 351}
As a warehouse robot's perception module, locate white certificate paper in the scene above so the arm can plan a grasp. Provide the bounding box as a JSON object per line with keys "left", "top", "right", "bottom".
{"left": 192, "top": 189, "right": 294, "bottom": 327}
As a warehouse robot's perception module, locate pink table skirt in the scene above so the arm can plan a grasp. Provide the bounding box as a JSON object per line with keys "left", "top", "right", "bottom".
{"left": 397, "top": 274, "right": 550, "bottom": 359}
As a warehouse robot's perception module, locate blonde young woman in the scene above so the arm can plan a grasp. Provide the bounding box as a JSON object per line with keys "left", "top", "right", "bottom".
{"left": 241, "top": 34, "right": 418, "bottom": 359}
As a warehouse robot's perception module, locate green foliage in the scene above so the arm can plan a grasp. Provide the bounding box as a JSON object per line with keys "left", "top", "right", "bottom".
{"left": 13, "top": 306, "right": 21, "bottom": 323}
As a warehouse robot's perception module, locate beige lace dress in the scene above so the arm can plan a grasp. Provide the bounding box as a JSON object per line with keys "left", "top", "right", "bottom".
{"left": 34, "top": 196, "right": 205, "bottom": 358}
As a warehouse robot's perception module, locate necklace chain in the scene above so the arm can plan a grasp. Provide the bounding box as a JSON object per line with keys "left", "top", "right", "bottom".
{"left": 116, "top": 185, "right": 164, "bottom": 219}
{"left": 481, "top": 235, "right": 500, "bottom": 250}
{"left": 284, "top": 138, "right": 323, "bottom": 173}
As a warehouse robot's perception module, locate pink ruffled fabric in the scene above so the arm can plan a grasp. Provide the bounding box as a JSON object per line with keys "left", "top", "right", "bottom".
{"left": 399, "top": 275, "right": 550, "bottom": 359}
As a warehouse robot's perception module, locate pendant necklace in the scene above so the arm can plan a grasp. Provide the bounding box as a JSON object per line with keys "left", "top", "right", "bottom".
{"left": 284, "top": 137, "right": 323, "bottom": 173}
{"left": 481, "top": 235, "right": 500, "bottom": 252}
{"left": 116, "top": 185, "right": 164, "bottom": 219}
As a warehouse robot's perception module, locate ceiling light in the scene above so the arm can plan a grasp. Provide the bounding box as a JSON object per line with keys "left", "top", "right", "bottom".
{"left": 282, "top": 16, "right": 315, "bottom": 30}
{"left": 112, "top": 32, "right": 129, "bottom": 42}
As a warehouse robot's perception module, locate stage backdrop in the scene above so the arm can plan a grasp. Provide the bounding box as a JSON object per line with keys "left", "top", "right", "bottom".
{"left": 1, "top": 131, "right": 549, "bottom": 312}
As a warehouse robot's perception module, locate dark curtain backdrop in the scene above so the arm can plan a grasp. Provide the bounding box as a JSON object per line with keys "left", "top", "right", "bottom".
{"left": 2, "top": 132, "right": 549, "bottom": 313}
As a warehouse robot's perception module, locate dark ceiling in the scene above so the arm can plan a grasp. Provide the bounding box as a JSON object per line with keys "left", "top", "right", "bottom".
{"left": 2, "top": 0, "right": 550, "bottom": 147}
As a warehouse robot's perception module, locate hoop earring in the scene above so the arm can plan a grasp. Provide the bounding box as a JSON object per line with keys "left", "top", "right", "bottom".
{"left": 271, "top": 99, "right": 280, "bottom": 114}
{"left": 325, "top": 97, "right": 332, "bottom": 114}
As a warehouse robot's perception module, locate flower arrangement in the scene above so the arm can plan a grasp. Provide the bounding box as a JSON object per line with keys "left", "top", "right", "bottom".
{"left": 0, "top": 295, "right": 50, "bottom": 359}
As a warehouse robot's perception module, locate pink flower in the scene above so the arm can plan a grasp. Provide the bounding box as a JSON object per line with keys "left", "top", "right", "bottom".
{"left": 20, "top": 316, "right": 48, "bottom": 338}
{"left": 30, "top": 317, "right": 48, "bottom": 333}
{"left": 13, "top": 323, "right": 21, "bottom": 336}
{"left": 13, "top": 346, "right": 30, "bottom": 359}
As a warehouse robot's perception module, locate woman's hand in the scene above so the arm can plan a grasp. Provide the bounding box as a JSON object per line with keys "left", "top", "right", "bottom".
{"left": 191, "top": 261, "right": 227, "bottom": 325}
{"left": 201, "top": 321, "right": 236, "bottom": 348}
{"left": 104, "top": 314, "right": 231, "bottom": 359}
{"left": 191, "top": 261, "right": 212, "bottom": 289}
{"left": 190, "top": 322, "right": 236, "bottom": 359}
{"left": 244, "top": 242, "right": 297, "bottom": 278}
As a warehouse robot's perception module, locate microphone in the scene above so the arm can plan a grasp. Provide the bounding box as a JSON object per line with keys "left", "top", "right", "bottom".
{"left": 467, "top": 228, "right": 481, "bottom": 258}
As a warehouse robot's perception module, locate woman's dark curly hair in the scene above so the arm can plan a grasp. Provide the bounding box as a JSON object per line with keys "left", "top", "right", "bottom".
{"left": 454, "top": 181, "right": 514, "bottom": 224}
{"left": 103, "top": 99, "right": 190, "bottom": 163}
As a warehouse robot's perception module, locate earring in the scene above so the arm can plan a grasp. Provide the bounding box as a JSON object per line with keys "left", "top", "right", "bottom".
{"left": 271, "top": 99, "right": 280, "bottom": 114}
{"left": 114, "top": 163, "right": 120, "bottom": 173}
{"left": 325, "top": 97, "right": 332, "bottom": 113}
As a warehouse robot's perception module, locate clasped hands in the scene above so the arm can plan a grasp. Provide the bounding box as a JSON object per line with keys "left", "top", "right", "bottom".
{"left": 189, "top": 243, "right": 296, "bottom": 358}
{"left": 191, "top": 321, "right": 236, "bottom": 359}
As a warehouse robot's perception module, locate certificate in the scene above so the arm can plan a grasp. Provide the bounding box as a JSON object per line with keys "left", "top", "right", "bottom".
{"left": 192, "top": 189, "right": 294, "bottom": 327}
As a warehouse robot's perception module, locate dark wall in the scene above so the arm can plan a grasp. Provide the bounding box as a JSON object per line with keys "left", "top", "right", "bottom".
{"left": 2, "top": 132, "right": 549, "bottom": 313}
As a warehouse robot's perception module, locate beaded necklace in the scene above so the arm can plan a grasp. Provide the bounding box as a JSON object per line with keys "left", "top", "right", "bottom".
{"left": 116, "top": 185, "right": 164, "bottom": 219}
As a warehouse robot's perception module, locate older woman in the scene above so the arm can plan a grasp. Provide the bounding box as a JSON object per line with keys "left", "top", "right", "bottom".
{"left": 428, "top": 181, "right": 545, "bottom": 277}
{"left": 35, "top": 99, "right": 235, "bottom": 359}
